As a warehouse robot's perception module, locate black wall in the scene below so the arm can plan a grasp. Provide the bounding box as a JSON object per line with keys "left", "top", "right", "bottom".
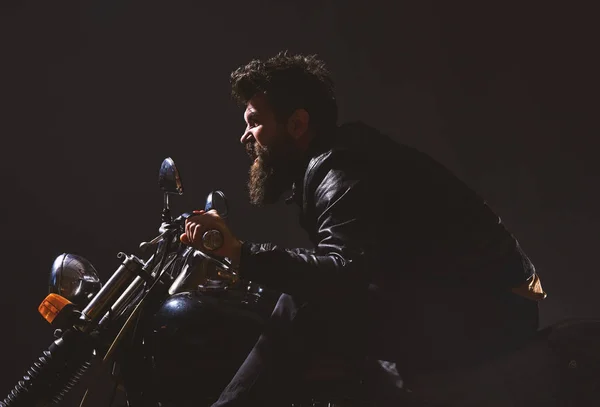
{"left": 1, "top": 1, "right": 598, "bottom": 405}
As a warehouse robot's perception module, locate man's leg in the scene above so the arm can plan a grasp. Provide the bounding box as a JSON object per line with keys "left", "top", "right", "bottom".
{"left": 211, "top": 294, "right": 303, "bottom": 407}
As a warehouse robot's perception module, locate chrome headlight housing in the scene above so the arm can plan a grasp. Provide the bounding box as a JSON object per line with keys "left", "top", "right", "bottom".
{"left": 49, "top": 253, "right": 102, "bottom": 307}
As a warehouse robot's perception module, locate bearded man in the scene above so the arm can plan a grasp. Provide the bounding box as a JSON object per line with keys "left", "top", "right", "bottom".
{"left": 180, "top": 51, "right": 546, "bottom": 406}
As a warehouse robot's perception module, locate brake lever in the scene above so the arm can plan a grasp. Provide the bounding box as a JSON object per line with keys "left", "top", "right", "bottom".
{"left": 139, "top": 227, "right": 175, "bottom": 252}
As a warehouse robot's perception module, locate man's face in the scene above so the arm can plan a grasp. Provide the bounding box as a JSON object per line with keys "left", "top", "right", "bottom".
{"left": 241, "top": 93, "right": 298, "bottom": 206}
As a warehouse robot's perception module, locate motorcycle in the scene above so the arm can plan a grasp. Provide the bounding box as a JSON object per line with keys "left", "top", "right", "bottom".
{"left": 0, "top": 157, "right": 279, "bottom": 407}
{"left": 3, "top": 157, "right": 600, "bottom": 407}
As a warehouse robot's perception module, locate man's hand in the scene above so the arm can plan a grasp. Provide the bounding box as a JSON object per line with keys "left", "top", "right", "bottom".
{"left": 180, "top": 209, "right": 242, "bottom": 265}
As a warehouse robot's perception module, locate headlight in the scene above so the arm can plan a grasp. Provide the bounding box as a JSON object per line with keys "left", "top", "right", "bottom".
{"left": 49, "top": 253, "right": 102, "bottom": 307}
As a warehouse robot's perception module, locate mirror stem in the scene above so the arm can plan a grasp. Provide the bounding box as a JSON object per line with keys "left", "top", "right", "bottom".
{"left": 162, "top": 193, "right": 172, "bottom": 223}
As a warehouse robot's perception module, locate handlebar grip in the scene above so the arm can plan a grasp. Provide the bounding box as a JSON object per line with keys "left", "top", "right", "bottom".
{"left": 202, "top": 229, "right": 223, "bottom": 251}
{"left": 177, "top": 213, "right": 224, "bottom": 251}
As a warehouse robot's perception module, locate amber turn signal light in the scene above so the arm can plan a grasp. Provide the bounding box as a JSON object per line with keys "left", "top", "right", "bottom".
{"left": 38, "top": 293, "right": 73, "bottom": 324}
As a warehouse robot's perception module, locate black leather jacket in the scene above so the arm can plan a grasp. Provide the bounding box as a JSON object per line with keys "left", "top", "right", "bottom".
{"left": 238, "top": 122, "right": 538, "bottom": 373}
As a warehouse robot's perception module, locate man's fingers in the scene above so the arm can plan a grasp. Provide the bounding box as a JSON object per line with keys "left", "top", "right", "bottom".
{"left": 182, "top": 210, "right": 223, "bottom": 247}
{"left": 185, "top": 221, "right": 192, "bottom": 242}
{"left": 192, "top": 223, "right": 202, "bottom": 241}
{"left": 189, "top": 223, "right": 196, "bottom": 241}
{"left": 188, "top": 212, "right": 220, "bottom": 227}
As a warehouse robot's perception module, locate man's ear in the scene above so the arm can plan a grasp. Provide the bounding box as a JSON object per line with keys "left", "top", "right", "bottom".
{"left": 287, "top": 109, "right": 310, "bottom": 141}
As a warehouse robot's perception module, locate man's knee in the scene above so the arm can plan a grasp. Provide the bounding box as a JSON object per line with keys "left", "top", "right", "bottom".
{"left": 270, "top": 293, "right": 301, "bottom": 321}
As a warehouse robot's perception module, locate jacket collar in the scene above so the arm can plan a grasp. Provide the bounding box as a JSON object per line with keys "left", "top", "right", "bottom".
{"left": 285, "top": 126, "right": 337, "bottom": 206}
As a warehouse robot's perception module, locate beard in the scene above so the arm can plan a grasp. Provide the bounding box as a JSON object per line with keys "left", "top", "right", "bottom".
{"left": 246, "top": 131, "right": 300, "bottom": 206}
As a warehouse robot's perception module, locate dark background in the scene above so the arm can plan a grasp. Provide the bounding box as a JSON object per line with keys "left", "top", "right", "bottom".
{"left": 0, "top": 1, "right": 598, "bottom": 405}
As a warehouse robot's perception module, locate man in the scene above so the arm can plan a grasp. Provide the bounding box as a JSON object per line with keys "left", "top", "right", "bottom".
{"left": 180, "top": 51, "right": 546, "bottom": 406}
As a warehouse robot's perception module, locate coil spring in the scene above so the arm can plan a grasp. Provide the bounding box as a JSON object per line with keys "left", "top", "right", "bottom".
{"left": 50, "top": 358, "right": 93, "bottom": 404}
{"left": 0, "top": 349, "right": 55, "bottom": 407}
{"left": 0, "top": 329, "right": 94, "bottom": 407}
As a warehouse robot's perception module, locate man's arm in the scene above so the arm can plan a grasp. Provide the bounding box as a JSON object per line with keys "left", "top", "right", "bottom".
{"left": 238, "top": 152, "right": 376, "bottom": 300}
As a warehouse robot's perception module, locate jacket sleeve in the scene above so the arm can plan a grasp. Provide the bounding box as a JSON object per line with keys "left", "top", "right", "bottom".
{"left": 238, "top": 152, "right": 376, "bottom": 300}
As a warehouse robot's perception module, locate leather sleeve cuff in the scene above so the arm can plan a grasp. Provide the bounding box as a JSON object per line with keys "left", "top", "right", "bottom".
{"left": 238, "top": 241, "right": 253, "bottom": 281}
{"left": 237, "top": 241, "right": 276, "bottom": 281}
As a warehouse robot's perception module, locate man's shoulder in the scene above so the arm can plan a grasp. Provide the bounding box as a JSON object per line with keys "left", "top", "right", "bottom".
{"left": 304, "top": 121, "right": 413, "bottom": 181}
{"left": 302, "top": 121, "right": 476, "bottom": 200}
{"left": 334, "top": 121, "right": 396, "bottom": 149}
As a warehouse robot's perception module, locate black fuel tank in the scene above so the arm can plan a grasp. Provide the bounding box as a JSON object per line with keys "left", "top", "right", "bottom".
{"left": 145, "top": 289, "right": 277, "bottom": 406}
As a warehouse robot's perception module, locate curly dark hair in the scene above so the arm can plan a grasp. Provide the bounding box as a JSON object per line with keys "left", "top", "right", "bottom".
{"left": 230, "top": 51, "right": 338, "bottom": 134}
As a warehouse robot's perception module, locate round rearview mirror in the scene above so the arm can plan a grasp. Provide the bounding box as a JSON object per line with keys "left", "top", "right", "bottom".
{"left": 158, "top": 157, "right": 184, "bottom": 195}
{"left": 204, "top": 190, "right": 229, "bottom": 218}
{"left": 49, "top": 253, "right": 102, "bottom": 307}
